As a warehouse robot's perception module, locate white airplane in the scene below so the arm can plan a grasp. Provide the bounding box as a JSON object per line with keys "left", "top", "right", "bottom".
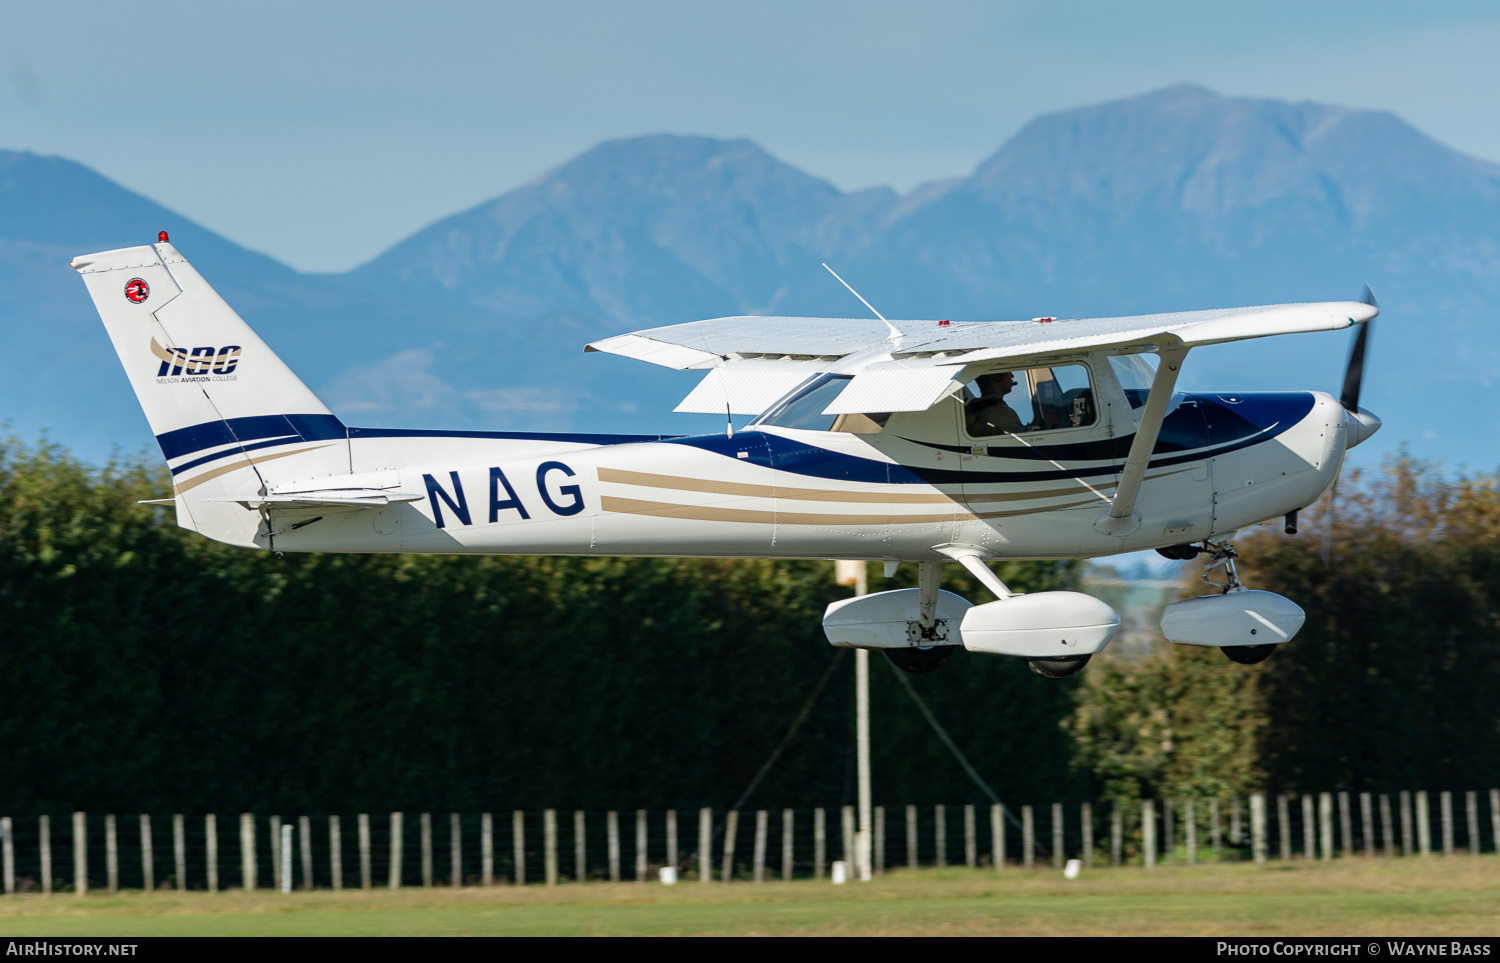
{"left": 73, "top": 236, "right": 1379, "bottom": 678}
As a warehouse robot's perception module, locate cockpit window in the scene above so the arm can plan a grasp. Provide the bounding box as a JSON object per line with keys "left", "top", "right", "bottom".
{"left": 1108, "top": 353, "right": 1159, "bottom": 409}
{"left": 752, "top": 374, "right": 888, "bottom": 433}
{"left": 962, "top": 363, "right": 1096, "bottom": 437}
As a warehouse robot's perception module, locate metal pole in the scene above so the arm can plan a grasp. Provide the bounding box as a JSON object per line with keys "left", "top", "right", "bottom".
{"left": 839, "top": 560, "right": 873, "bottom": 882}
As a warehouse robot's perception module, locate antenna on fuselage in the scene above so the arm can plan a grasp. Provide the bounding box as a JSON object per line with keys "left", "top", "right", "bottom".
{"left": 822, "top": 263, "right": 902, "bottom": 340}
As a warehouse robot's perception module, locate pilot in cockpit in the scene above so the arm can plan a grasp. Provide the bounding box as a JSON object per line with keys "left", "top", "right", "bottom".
{"left": 966, "top": 371, "right": 1024, "bottom": 436}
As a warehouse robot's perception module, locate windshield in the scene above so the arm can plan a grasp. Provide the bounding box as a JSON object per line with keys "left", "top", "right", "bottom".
{"left": 752, "top": 374, "right": 887, "bottom": 433}
{"left": 1108, "top": 353, "right": 1159, "bottom": 409}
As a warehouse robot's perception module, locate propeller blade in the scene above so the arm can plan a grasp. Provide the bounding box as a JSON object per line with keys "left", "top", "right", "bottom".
{"left": 1340, "top": 318, "right": 1373, "bottom": 413}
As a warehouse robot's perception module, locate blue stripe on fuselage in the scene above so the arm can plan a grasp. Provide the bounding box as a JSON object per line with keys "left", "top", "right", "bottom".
{"left": 664, "top": 392, "right": 1315, "bottom": 484}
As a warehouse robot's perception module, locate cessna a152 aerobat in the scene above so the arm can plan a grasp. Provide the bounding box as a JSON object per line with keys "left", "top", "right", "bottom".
{"left": 74, "top": 236, "right": 1380, "bottom": 678}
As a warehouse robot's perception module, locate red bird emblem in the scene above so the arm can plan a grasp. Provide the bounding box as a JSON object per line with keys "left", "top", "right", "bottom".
{"left": 124, "top": 278, "right": 150, "bottom": 304}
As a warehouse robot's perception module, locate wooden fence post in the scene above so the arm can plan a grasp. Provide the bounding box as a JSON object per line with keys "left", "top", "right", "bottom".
{"left": 573, "top": 811, "right": 586, "bottom": 882}
{"left": 698, "top": 808, "right": 712, "bottom": 883}
{"left": 1230, "top": 797, "right": 1241, "bottom": 846}
{"left": 781, "top": 810, "right": 793, "bottom": 880}
{"left": 721, "top": 810, "right": 739, "bottom": 882}
{"left": 420, "top": 812, "right": 432, "bottom": 887}
{"left": 1416, "top": 791, "right": 1431, "bottom": 856}
{"left": 1141, "top": 801, "right": 1156, "bottom": 868}
{"left": 1379, "top": 794, "right": 1394, "bottom": 857}
{"left": 991, "top": 804, "right": 1005, "bottom": 868}
{"left": 240, "top": 813, "right": 255, "bottom": 891}
{"left": 480, "top": 813, "right": 492, "bottom": 886}
{"left": 329, "top": 815, "right": 342, "bottom": 891}
{"left": 814, "top": 808, "right": 826, "bottom": 878}
{"left": 450, "top": 813, "right": 461, "bottom": 886}
{"left": 175, "top": 815, "right": 188, "bottom": 892}
{"left": 1301, "top": 795, "right": 1315, "bottom": 858}
{"left": 639, "top": 804, "right": 651, "bottom": 882}
{"left": 753, "top": 811, "right": 767, "bottom": 882}
{"left": 1440, "top": 791, "right": 1453, "bottom": 856}
{"left": 269, "top": 816, "right": 281, "bottom": 889}
{"left": 1051, "top": 803, "right": 1063, "bottom": 868}
{"left": 1162, "top": 800, "right": 1174, "bottom": 863}
{"left": 964, "top": 804, "right": 977, "bottom": 868}
{"left": 635, "top": 810, "right": 647, "bottom": 883}
{"left": 40, "top": 815, "right": 51, "bottom": 896}
{"left": 1082, "top": 802, "right": 1093, "bottom": 868}
{"left": 103, "top": 817, "right": 126, "bottom": 894}
{"left": 140, "top": 815, "right": 154, "bottom": 891}
{"left": 388, "top": 813, "right": 404, "bottom": 888}
{"left": 607, "top": 810, "right": 621, "bottom": 883}
{"left": 934, "top": 805, "right": 947, "bottom": 868}
{"left": 106, "top": 815, "right": 118, "bottom": 894}
{"left": 905, "top": 805, "right": 917, "bottom": 869}
{"left": 205, "top": 815, "right": 217, "bottom": 894}
{"left": 1490, "top": 790, "right": 1500, "bottom": 856}
{"left": 1022, "top": 805, "right": 1035, "bottom": 868}
{"left": 1399, "top": 792, "right": 1413, "bottom": 856}
{"left": 843, "top": 806, "right": 856, "bottom": 870}
{"left": 1250, "top": 793, "right": 1267, "bottom": 863}
{"left": 511, "top": 811, "right": 524, "bottom": 886}
{"left": 1277, "top": 795, "right": 1291, "bottom": 861}
{"left": 874, "top": 806, "right": 885, "bottom": 875}
{"left": 1210, "top": 798, "right": 1222, "bottom": 857}
{"left": 1110, "top": 803, "right": 1122, "bottom": 866}
{"left": 1338, "top": 792, "right": 1352, "bottom": 857}
{"left": 543, "top": 809, "right": 557, "bottom": 886}
{"left": 666, "top": 810, "right": 678, "bottom": 872}
{"left": 2, "top": 817, "right": 13, "bottom": 895}
{"left": 1466, "top": 792, "right": 1480, "bottom": 857}
{"left": 1359, "top": 793, "right": 1374, "bottom": 856}
{"left": 1318, "top": 793, "right": 1333, "bottom": 860}
{"left": 359, "top": 814, "right": 373, "bottom": 889}
{"left": 1185, "top": 799, "right": 1196, "bottom": 865}
{"left": 72, "top": 812, "right": 86, "bottom": 897}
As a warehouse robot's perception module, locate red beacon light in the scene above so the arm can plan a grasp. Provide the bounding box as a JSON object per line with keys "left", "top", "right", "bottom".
{"left": 1033, "top": 316, "right": 1055, "bottom": 324}
{"left": 158, "top": 231, "right": 169, "bottom": 242}
{"left": 938, "top": 319, "right": 950, "bottom": 326}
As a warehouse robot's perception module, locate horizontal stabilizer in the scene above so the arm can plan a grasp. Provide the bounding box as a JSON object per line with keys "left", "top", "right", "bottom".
{"left": 206, "top": 491, "right": 423, "bottom": 510}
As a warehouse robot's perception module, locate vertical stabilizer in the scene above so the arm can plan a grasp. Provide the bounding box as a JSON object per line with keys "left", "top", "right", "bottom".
{"left": 72, "top": 241, "right": 348, "bottom": 546}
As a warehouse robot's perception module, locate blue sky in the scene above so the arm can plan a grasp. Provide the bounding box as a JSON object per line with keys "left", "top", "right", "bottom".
{"left": 6, "top": 0, "right": 1500, "bottom": 271}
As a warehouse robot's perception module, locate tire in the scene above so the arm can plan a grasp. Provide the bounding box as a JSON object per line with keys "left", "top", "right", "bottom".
{"left": 884, "top": 645, "right": 960, "bottom": 674}
{"left": 1025, "top": 654, "right": 1092, "bottom": 679}
{"left": 1222, "top": 643, "right": 1278, "bottom": 665}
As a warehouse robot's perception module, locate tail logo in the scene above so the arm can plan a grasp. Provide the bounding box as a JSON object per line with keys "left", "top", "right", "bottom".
{"left": 150, "top": 338, "right": 242, "bottom": 381}
{"left": 124, "top": 278, "right": 150, "bottom": 303}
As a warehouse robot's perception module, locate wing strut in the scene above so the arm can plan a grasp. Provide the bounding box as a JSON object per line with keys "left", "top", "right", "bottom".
{"left": 1095, "top": 345, "right": 1189, "bottom": 535}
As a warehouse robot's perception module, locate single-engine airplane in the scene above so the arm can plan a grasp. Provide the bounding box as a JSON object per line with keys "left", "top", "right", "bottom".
{"left": 73, "top": 236, "right": 1379, "bottom": 678}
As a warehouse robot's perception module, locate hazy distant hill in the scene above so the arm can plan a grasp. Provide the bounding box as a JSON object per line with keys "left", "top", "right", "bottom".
{"left": 5, "top": 85, "right": 1500, "bottom": 466}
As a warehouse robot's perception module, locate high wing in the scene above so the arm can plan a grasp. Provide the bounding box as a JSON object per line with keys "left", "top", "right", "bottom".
{"left": 587, "top": 300, "right": 1378, "bottom": 416}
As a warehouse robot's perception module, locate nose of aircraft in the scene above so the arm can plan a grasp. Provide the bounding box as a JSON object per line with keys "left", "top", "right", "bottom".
{"left": 1346, "top": 406, "right": 1381, "bottom": 448}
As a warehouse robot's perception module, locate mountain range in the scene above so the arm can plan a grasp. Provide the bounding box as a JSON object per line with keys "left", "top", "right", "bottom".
{"left": 5, "top": 83, "right": 1498, "bottom": 468}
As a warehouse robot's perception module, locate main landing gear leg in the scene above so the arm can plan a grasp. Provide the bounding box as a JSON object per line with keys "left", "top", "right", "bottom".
{"left": 1201, "top": 538, "right": 1279, "bottom": 665}
{"left": 885, "top": 560, "right": 960, "bottom": 674}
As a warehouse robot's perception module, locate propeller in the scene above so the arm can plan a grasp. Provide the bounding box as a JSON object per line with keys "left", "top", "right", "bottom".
{"left": 1322, "top": 285, "right": 1378, "bottom": 568}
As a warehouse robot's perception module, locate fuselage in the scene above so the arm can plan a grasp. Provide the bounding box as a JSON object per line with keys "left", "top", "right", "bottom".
{"left": 174, "top": 388, "right": 1347, "bottom": 562}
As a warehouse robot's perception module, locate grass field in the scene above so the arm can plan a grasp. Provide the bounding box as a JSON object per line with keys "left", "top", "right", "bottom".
{"left": 0, "top": 858, "right": 1496, "bottom": 937}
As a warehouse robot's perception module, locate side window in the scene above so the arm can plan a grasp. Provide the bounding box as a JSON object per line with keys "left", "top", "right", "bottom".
{"left": 963, "top": 364, "right": 1096, "bottom": 437}
{"left": 1108, "top": 353, "right": 1159, "bottom": 409}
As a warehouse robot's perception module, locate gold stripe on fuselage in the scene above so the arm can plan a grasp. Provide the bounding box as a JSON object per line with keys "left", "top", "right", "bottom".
{"left": 599, "top": 495, "right": 1100, "bottom": 526}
